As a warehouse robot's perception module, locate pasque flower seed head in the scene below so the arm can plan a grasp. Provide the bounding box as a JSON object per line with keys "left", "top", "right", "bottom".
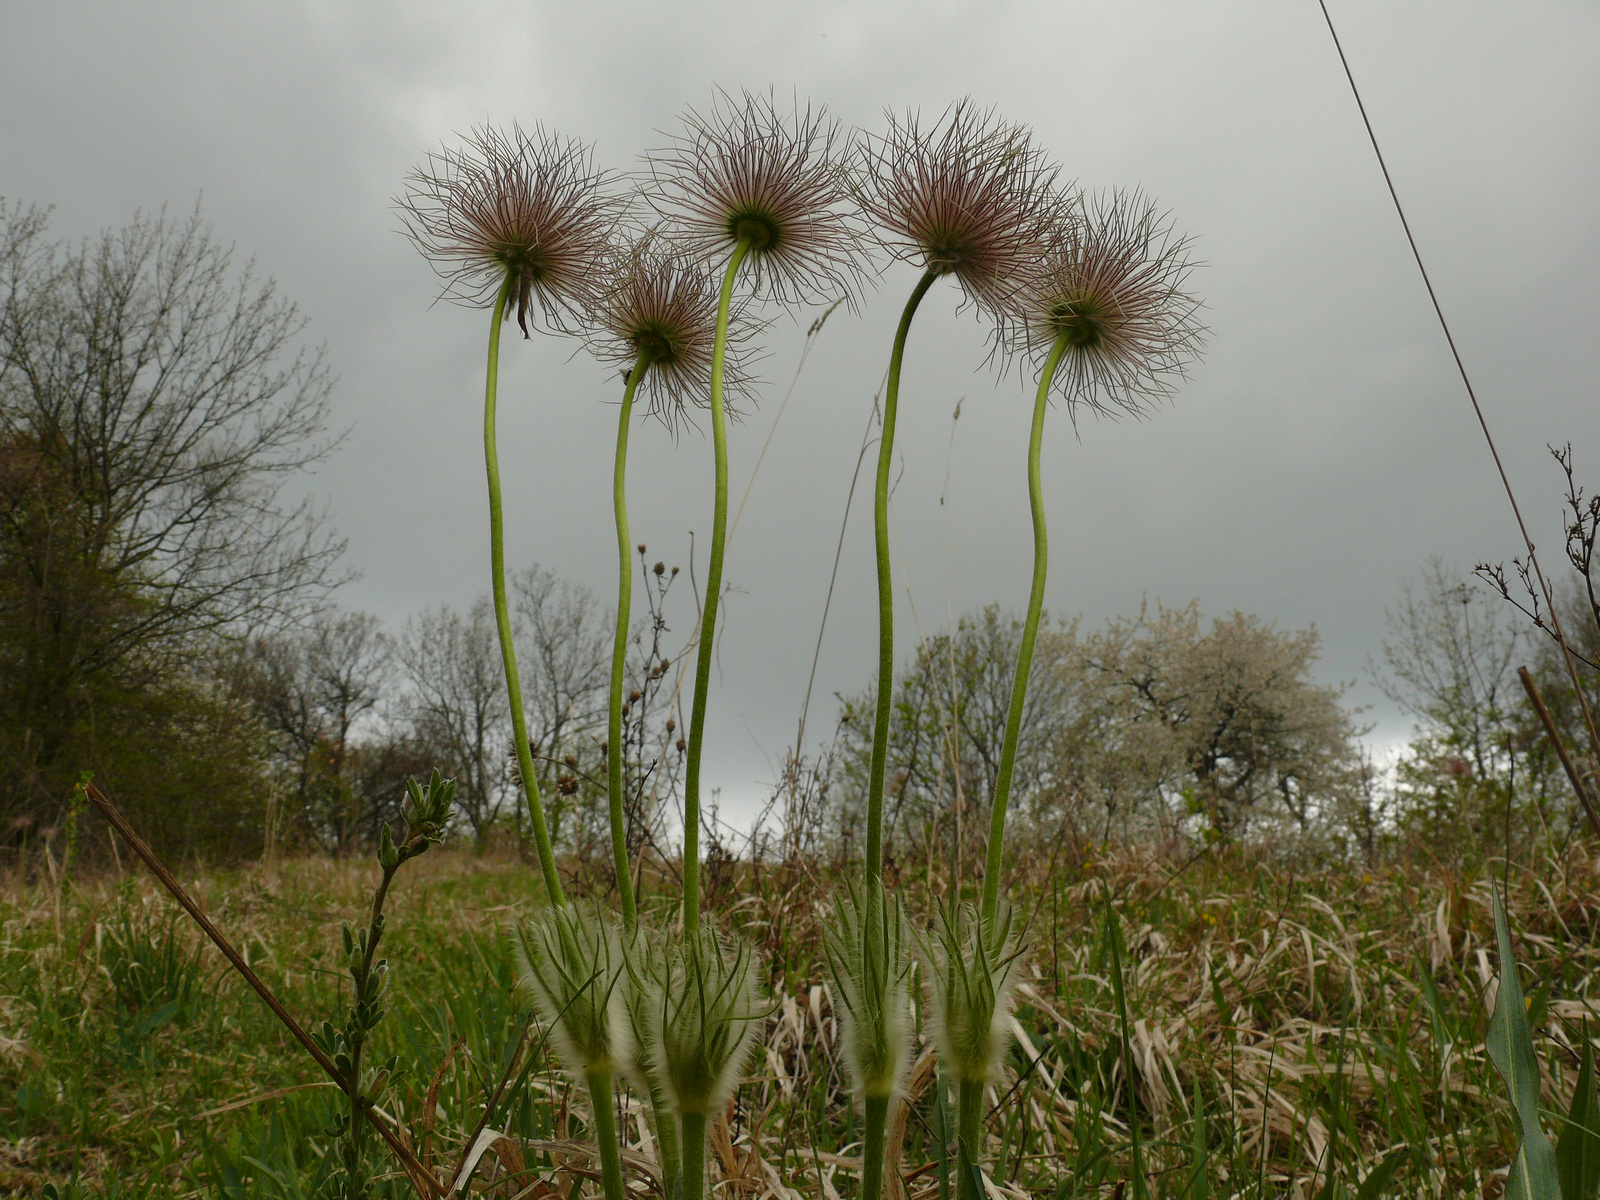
{"left": 399, "top": 123, "right": 617, "bottom": 336}
{"left": 586, "top": 234, "right": 762, "bottom": 429}
{"left": 1008, "top": 189, "right": 1206, "bottom": 417}
{"left": 856, "top": 99, "right": 1063, "bottom": 328}
{"left": 646, "top": 89, "right": 868, "bottom": 307}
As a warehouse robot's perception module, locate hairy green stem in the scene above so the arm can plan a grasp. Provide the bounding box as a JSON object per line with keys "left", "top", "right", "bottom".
{"left": 980, "top": 332, "right": 1069, "bottom": 925}
{"left": 586, "top": 1069, "right": 627, "bottom": 1200}
{"left": 868, "top": 269, "right": 937, "bottom": 882}
{"left": 484, "top": 272, "right": 565, "bottom": 908}
{"left": 863, "top": 1094, "right": 891, "bottom": 1200}
{"left": 652, "top": 1091, "right": 681, "bottom": 1200}
{"left": 681, "top": 1110, "right": 708, "bottom": 1200}
{"left": 933, "top": 1066, "right": 953, "bottom": 1200}
{"left": 683, "top": 237, "right": 751, "bottom": 936}
{"left": 956, "top": 1077, "right": 986, "bottom": 1200}
{"left": 609, "top": 352, "right": 650, "bottom": 932}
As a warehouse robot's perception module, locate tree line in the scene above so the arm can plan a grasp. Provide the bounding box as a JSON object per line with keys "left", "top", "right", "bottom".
{"left": 4, "top": 201, "right": 1595, "bottom": 873}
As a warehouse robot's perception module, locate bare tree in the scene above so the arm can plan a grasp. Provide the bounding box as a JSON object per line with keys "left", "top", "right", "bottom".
{"left": 512, "top": 565, "right": 610, "bottom": 765}
{"left": 834, "top": 605, "right": 1081, "bottom": 872}
{"left": 243, "top": 609, "right": 389, "bottom": 851}
{"left": 1077, "top": 600, "right": 1361, "bottom": 839}
{"left": 393, "top": 598, "right": 509, "bottom": 843}
{"left": 836, "top": 600, "right": 1365, "bottom": 860}
{"left": 1377, "top": 562, "right": 1574, "bottom": 858}
{"left": 0, "top": 200, "right": 344, "bottom": 830}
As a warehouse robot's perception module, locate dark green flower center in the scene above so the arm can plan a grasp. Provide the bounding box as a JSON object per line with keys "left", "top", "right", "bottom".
{"left": 632, "top": 326, "right": 676, "bottom": 364}
{"left": 1049, "top": 292, "right": 1112, "bottom": 349}
{"left": 923, "top": 228, "right": 975, "bottom": 274}
{"left": 729, "top": 210, "right": 781, "bottom": 251}
{"left": 497, "top": 243, "right": 551, "bottom": 281}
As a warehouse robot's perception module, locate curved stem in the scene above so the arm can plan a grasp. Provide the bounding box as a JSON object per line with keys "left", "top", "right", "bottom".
{"left": 681, "top": 1110, "right": 708, "bottom": 1200}
{"left": 981, "top": 332, "right": 1069, "bottom": 926}
{"left": 586, "top": 1069, "right": 628, "bottom": 1200}
{"left": 609, "top": 352, "right": 650, "bottom": 932}
{"left": 683, "top": 237, "right": 751, "bottom": 937}
{"left": 484, "top": 272, "right": 565, "bottom": 908}
{"left": 868, "top": 270, "right": 938, "bottom": 883}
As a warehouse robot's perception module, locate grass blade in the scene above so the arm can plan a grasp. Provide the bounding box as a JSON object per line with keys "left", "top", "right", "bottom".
{"left": 1557, "top": 1034, "right": 1600, "bottom": 1200}
{"left": 1486, "top": 886, "right": 1560, "bottom": 1200}
{"left": 1353, "top": 1147, "right": 1406, "bottom": 1200}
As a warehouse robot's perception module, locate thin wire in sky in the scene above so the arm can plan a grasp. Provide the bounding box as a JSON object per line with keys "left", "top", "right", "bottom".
{"left": 1315, "top": 0, "right": 1600, "bottom": 820}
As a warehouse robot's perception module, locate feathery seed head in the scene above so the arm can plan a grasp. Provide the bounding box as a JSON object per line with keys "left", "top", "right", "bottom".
{"left": 822, "top": 880, "right": 914, "bottom": 1102}
{"left": 398, "top": 123, "right": 617, "bottom": 336}
{"left": 1009, "top": 189, "right": 1206, "bottom": 417}
{"left": 649, "top": 918, "right": 764, "bottom": 1116}
{"left": 921, "top": 902, "right": 1026, "bottom": 1085}
{"left": 587, "top": 235, "right": 762, "bottom": 429}
{"left": 856, "top": 100, "right": 1063, "bottom": 323}
{"left": 513, "top": 904, "right": 630, "bottom": 1077}
{"left": 646, "top": 89, "right": 868, "bottom": 307}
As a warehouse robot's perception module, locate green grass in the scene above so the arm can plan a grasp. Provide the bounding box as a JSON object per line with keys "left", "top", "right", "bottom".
{"left": 3, "top": 843, "right": 1596, "bottom": 1198}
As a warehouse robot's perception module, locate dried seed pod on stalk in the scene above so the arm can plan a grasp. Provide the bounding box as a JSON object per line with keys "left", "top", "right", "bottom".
{"left": 586, "top": 234, "right": 763, "bottom": 432}
{"left": 1005, "top": 188, "right": 1205, "bottom": 418}
{"left": 976, "top": 190, "right": 1206, "bottom": 932}
{"left": 399, "top": 122, "right": 617, "bottom": 336}
{"left": 855, "top": 99, "right": 1063, "bottom": 332}
{"left": 584, "top": 236, "right": 764, "bottom": 938}
{"left": 646, "top": 88, "right": 868, "bottom": 307}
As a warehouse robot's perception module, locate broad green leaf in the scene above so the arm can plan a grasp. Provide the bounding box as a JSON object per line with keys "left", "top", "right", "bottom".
{"left": 1354, "top": 1148, "right": 1407, "bottom": 1200}
{"left": 1557, "top": 1035, "right": 1600, "bottom": 1200}
{"left": 1486, "top": 887, "right": 1562, "bottom": 1200}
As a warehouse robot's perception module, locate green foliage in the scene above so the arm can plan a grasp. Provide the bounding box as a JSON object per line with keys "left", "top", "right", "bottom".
{"left": 1486, "top": 887, "right": 1561, "bottom": 1199}
{"left": 12, "top": 846, "right": 1600, "bottom": 1197}
{"left": 1558, "top": 1036, "right": 1600, "bottom": 1200}
{"left": 0, "top": 202, "right": 340, "bottom": 864}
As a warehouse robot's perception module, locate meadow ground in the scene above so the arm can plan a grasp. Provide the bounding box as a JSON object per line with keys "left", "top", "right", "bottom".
{"left": 2, "top": 840, "right": 1596, "bottom": 1198}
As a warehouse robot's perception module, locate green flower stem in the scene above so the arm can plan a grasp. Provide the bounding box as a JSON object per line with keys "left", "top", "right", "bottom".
{"left": 586, "top": 1069, "right": 627, "bottom": 1200}
{"left": 652, "top": 1091, "right": 681, "bottom": 1200}
{"left": 484, "top": 272, "right": 565, "bottom": 909}
{"left": 863, "top": 1094, "right": 891, "bottom": 1200}
{"left": 980, "top": 331, "right": 1069, "bottom": 926}
{"left": 956, "top": 1077, "right": 986, "bottom": 1200}
{"left": 868, "top": 269, "right": 938, "bottom": 884}
{"left": 609, "top": 352, "right": 651, "bottom": 932}
{"left": 683, "top": 236, "right": 751, "bottom": 937}
{"left": 861, "top": 274, "right": 935, "bottom": 1200}
{"left": 681, "top": 1110, "right": 708, "bottom": 1200}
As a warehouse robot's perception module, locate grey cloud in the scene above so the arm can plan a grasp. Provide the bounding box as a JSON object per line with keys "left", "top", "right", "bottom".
{"left": 3, "top": 0, "right": 1595, "bottom": 815}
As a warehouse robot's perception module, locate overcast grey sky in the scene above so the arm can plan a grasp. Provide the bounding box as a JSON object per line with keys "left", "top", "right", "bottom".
{"left": 4, "top": 1, "right": 1596, "bottom": 819}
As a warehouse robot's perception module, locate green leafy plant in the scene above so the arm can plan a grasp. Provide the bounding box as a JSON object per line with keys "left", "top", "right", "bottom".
{"left": 1486, "top": 885, "right": 1561, "bottom": 1200}
{"left": 313, "top": 770, "right": 456, "bottom": 1199}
